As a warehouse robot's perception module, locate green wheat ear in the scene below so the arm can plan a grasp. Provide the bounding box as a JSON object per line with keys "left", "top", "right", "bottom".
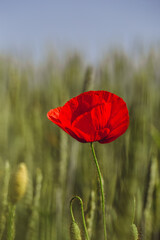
{"left": 145, "top": 156, "right": 158, "bottom": 211}
{"left": 86, "top": 190, "right": 96, "bottom": 239}
{"left": 26, "top": 168, "right": 43, "bottom": 240}
{"left": 0, "top": 161, "right": 10, "bottom": 239}
{"left": 8, "top": 163, "right": 28, "bottom": 204}
{"left": 144, "top": 156, "right": 158, "bottom": 239}
{"left": 5, "top": 163, "right": 28, "bottom": 240}
{"left": 6, "top": 203, "right": 16, "bottom": 240}
{"left": 70, "top": 221, "right": 82, "bottom": 240}
{"left": 82, "top": 66, "right": 93, "bottom": 92}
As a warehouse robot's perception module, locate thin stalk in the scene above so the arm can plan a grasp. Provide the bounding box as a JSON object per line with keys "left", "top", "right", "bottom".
{"left": 70, "top": 196, "right": 90, "bottom": 240}
{"left": 132, "top": 197, "right": 136, "bottom": 224}
{"left": 90, "top": 142, "right": 107, "bottom": 240}
{"left": 6, "top": 203, "right": 16, "bottom": 240}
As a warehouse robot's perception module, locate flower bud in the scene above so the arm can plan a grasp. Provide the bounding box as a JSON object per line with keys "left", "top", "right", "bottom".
{"left": 8, "top": 163, "right": 28, "bottom": 204}
{"left": 130, "top": 224, "right": 139, "bottom": 240}
{"left": 70, "top": 221, "right": 82, "bottom": 240}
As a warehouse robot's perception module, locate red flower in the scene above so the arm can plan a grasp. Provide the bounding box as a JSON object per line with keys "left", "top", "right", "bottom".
{"left": 47, "top": 91, "right": 129, "bottom": 143}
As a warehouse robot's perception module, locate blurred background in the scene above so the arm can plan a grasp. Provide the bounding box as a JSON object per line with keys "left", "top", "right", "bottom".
{"left": 0, "top": 1, "right": 160, "bottom": 240}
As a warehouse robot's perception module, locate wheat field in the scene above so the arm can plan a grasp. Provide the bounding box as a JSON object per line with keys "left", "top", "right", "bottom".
{"left": 0, "top": 48, "right": 160, "bottom": 240}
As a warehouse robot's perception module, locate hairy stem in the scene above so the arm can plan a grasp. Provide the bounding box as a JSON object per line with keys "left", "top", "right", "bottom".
{"left": 70, "top": 196, "right": 90, "bottom": 240}
{"left": 90, "top": 142, "right": 107, "bottom": 240}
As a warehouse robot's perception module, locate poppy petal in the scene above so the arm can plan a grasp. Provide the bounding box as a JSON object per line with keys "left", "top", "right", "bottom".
{"left": 99, "top": 122, "right": 129, "bottom": 143}
{"left": 47, "top": 107, "right": 62, "bottom": 126}
{"left": 47, "top": 91, "right": 129, "bottom": 143}
{"left": 72, "top": 102, "right": 112, "bottom": 142}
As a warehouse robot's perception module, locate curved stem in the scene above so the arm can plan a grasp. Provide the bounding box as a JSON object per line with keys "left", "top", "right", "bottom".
{"left": 70, "top": 198, "right": 75, "bottom": 222}
{"left": 90, "top": 142, "right": 107, "bottom": 240}
{"left": 70, "top": 196, "right": 90, "bottom": 240}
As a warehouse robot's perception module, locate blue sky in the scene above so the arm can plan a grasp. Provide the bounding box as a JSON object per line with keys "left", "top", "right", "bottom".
{"left": 0, "top": 0, "right": 160, "bottom": 62}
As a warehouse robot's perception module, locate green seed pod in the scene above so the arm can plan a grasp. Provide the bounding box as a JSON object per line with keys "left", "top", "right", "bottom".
{"left": 130, "top": 224, "right": 139, "bottom": 240}
{"left": 70, "top": 221, "right": 82, "bottom": 240}
{"left": 8, "top": 163, "right": 28, "bottom": 204}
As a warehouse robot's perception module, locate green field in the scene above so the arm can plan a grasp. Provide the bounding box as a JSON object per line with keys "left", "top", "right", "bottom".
{"left": 0, "top": 48, "right": 160, "bottom": 240}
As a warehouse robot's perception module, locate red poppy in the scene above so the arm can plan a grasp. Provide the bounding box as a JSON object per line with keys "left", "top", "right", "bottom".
{"left": 47, "top": 91, "right": 129, "bottom": 143}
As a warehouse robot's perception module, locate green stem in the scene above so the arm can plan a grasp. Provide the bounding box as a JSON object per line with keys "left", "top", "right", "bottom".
{"left": 70, "top": 196, "right": 90, "bottom": 240}
{"left": 7, "top": 203, "right": 16, "bottom": 240}
{"left": 132, "top": 197, "right": 136, "bottom": 224}
{"left": 90, "top": 142, "right": 107, "bottom": 240}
